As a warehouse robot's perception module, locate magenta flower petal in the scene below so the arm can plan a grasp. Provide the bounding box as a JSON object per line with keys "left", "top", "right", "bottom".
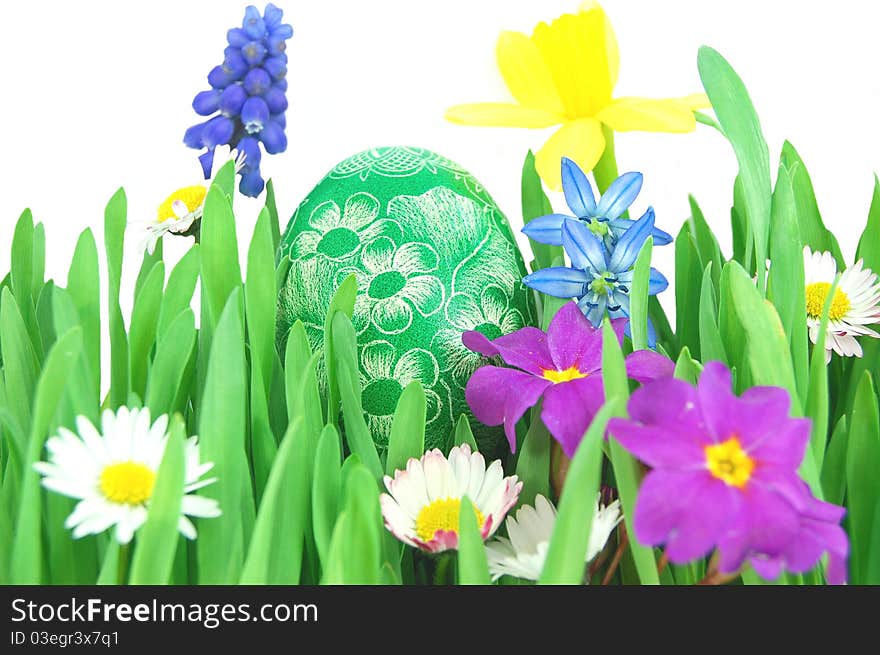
{"left": 464, "top": 365, "right": 550, "bottom": 452}
{"left": 462, "top": 330, "right": 499, "bottom": 357}
{"left": 696, "top": 361, "right": 738, "bottom": 443}
{"left": 541, "top": 376, "right": 606, "bottom": 457}
{"left": 633, "top": 470, "right": 738, "bottom": 562}
{"left": 624, "top": 350, "right": 674, "bottom": 384}
{"left": 619, "top": 377, "right": 709, "bottom": 448}
{"left": 607, "top": 421, "right": 707, "bottom": 469}
{"left": 546, "top": 302, "right": 602, "bottom": 372}
{"left": 483, "top": 327, "right": 555, "bottom": 375}
{"left": 747, "top": 417, "right": 811, "bottom": 470}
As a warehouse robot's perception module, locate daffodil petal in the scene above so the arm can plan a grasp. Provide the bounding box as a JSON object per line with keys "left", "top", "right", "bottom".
{"left": 535, "top": 119, "right": 605, "bottom": 191}
{"left": 597, "top": 97, "right": 698, "bottom": 133}
{"left": 445, "top": 103, "right": 561, "bottom": 128}
{"left": 579, "top": 2, "right": 620, "bottom": 89}
{"left": 675, "top": 93, "right": 712, "bottom": 110}
{"left": 496, "top": 30, "right": 565, "bottom": 115}
{"left": 531, "top": 10, "right": 615, "bottom": 119}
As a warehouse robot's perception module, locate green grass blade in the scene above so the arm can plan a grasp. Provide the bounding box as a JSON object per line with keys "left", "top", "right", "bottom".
{"left": 200, "top": 185, "right": 242, "bottom": 329}
{"left": 331, "top": 311, "right": 383, "bottom": 480}
{"left": 521, "top": 151, "right": 563, "bottom": 271}
{"left": 241, "top": 418, "right": 310, "bottom": 584}
{"left": 674, "top": 225, "right": 703, "bottom": 359}
{"left": 698, "top": 47, "right": 772, "bottom": 292}
{"left": 157, "top": 245, "right": 200, "bottom": 341}
{"left": 602, "top": 319, "right": 660, "bottom": 585}
{"left": 629, "top": 237, "right": 653, "bottom": 351}
{"left": 539, "top": 400, "right": 618, "bottom": 584}
{"left": 698, "top": 263, "right": 727, "bottom": 364}
{"left": 67, "top": 229, "right": 101, "bottom": 398}
{"left": 339, "top": 464, "right": 383, "bottom": 584}
{"left": 324, "top": 275, "right": 357, "bottom": 426}
{"left": 129, "top": 416, "right": 186, "bottom": 584}
{"left": 145, "top": 309, "right": 197, "bottom": 417}
{"left": 128, "top": 262, "right": 165, "bottom": 399}
{"left": 10, "top": 327, "right": 82, "bottom": 583}
{"left": 457, "top": 494, "right": 491, "bottom": 585}
{"left": 264, "top": 179, "right": 282, "bottom": 253}
{"left": 312, "top": 424, "right": 342, "bottom": 569}
{"left": 846, "top": 371, "right": 880, "bottom": 583}
{"left": 515, "top": 408, "right": 551, "bottom": 508}
{"left": 1, "top": 288, "right": 39, "bottom": 432}
{"left": 386, "top": 381, "right": 426, "bottom": 475}
{"left": 196, "top": 290, "right": 253, "bottom": 583}
{"left": 104, "top": 188, "right": 129, "bottom": 407}
{"left": 820, "top": 416, "right": 848, "bottom": 506}
{"left": 452, "top": 414, "right": 479, "bottom": 451}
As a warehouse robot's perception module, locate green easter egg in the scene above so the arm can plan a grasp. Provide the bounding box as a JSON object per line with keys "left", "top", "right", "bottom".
{"left": 276, "top": 146, "right": 536, "bottom": 457}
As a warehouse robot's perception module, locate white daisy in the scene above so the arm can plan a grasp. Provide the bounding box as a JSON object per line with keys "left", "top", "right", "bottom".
{"left": 34, "top": 406, "right": 221, "bottom": 544}
{"left": 803, "top": 246, "right": 880, "bottom": 360}
{"left": 139, "top": 145, "right": 246, "bottom": 255}
{"left": 380, "top": 444, "right": 522, "bottom": 553}
{"left": 485, "top": 494, "right": 621, "bottom": 582}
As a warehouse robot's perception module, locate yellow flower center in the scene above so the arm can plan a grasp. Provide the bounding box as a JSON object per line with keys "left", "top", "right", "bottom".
{"left": 415, "top": 498, "right": 485, "bottom": 542}
{"left": 805, "top": 282, "right": 850, "bottom": 321}
{"left": 157, "top": 185, "right": 207, "bottom": 223}
{"left": 99, "top": 461, "right": 156, "bottom": 505}
{"left": 542, "top": 366, "right": 588, "bottom": 384}
{"left": 705, "top": 437, "right": 755, "bottom": 489}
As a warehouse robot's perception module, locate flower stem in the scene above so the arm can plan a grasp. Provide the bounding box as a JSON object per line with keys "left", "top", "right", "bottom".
{"left": 433, "top": 552, "right": 455, "bottom": 585}
{"left": 592, "top": 125, "right": 621, "bottom": 196}
{"left": 117, "top": 543, "right": 131, "bottom": 585}
{"left": 601, "top": 523, "right": 629, "bottom": 585}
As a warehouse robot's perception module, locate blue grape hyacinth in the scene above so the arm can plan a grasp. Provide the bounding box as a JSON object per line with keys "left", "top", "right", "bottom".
{"left": 184, "top": 3, "right": 292, "bottom": 197}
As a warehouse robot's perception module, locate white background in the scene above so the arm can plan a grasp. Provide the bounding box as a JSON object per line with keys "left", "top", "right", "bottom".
{"left": 2, "top": 0, "right": 878, "bottom": 324}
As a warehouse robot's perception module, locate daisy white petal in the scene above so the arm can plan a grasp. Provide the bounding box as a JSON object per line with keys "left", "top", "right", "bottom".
{"left": 380, "top": 444, "right": 521, "bottom": 554}
{"left": 34, "top": 406, "right": 220, "bottom": 545}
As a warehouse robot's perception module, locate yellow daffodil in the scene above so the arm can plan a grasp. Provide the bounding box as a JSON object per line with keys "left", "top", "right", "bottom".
{"left": 445, "top": 2, "right": 710, "bottom": 189}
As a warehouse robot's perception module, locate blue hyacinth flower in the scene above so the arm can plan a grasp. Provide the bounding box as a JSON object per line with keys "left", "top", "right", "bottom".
{"left": 522, "top": 209, "right": 668, "bottom": 344}
{"left": 183, "top": 3, "right": 292, "bottom": 197}
{"left": 522, "top": 157, "right": 673, "bottom": 251}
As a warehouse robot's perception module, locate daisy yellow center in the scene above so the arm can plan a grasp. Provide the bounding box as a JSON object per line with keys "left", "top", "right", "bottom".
{"left": 805, "top": 282, "right": 850, "bottom": 321}
{"left": 157, "top": 185, "right": 207, "bottom": 223}
{"left": 415, "top": 498, "right": 485, "bottom": 542}
{"left": 542, "top": 366, "right": 587, "bottom": 384}
{"left": 99, "top": 461, "right": 156, "bottom": 505}
{"left": 705, "top": 437, "right": 754, "bottom": 489}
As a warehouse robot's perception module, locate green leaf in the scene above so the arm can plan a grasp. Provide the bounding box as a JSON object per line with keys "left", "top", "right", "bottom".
{"left": 1, "top": 288, "right": 39, "bottom": 433}
{"left": 10, "top": 327, "right": 82, "bottom": 583}
{"left": 457, "top": 494, "right": 491, "bottom": 585}
{"left": 602, "top": 319, "right": 659, "bottom": 584}
{"left": 104, "top": 188, "right": 129, "bottom": 407}
{"left": 698, "top": 47, "right": 772, "bottom": 292}
{"left": 157, "top": 245, "right": 200, "bottom": 341}
{"left": 145, "top": 309, "right": 197, "bottom": 417}
{"left": 673, "top": 346, "right": 701, "bottom": 384}
{"left": 386, "top": 381, "right": 426, "bottom": 475}
{"left": 196, "top": 290, "right": 253, "bottom": 584}
{"left": 539, "top": 400, "right": 619, "bottom": 584}
{"left": 515, "top": 408, "right": 551, "bottom": 508}
{"left": 129, "top": 416, "right": 186, "bottom": 584}
{"left": 264, "top": 179, "right": 282, "bottom": 253}
{"left": 674, "top": 225, "right": 704, "bottom": 359}
{"left": 32, "top": 222, "right": 45, "bottom": 302}
{"left": 331, "top": 311, "right": 384, "bottom": 481}
{"left": 200, "top": 185, "right": 242, "bottom": 329}
{"left": 629, "top": 236, "right": 653, "bottom": 351}
{"left": 781, "top": 141, "right": 845, "bottom": 268}
{"left": 345, "top": 465, "right": 383, "bottom": 584}
{"left": 246, "top": 208, "right": 278, "bottom": 498}
{"left": 768, "top": 165, "right": 809, "bottom": 404}
{"left": 452, "top": 414, "right": 479, "bottom": 451}
{"left": 324, "top": 274, "right": 357, "bottom": 426}
{"left": 687, "top": 195, "right": 724, "bottom": 284}
{"left": 857, "top": 174, "right": 880, "bottom": 270}
{"left": 284, "top": 321, "right": 324, "bottom": 440}
{"left": 521, "top": 151, "right": 563, "bottom": 270}
{"left": 312, "top": 424, "right": 342, "bottom": 569}
{"left": 698, "top": 263, "right": 726, "bottom": 364}
{"left": 67, "top": 229, "right": 101, "bottom": 398}
{"left": 846, "top": 371, "right": 880, "bottom": 583}
{"left": 241, "top": 418, "right": 310, "bottom": 584}
{"left": 128, "top": 262, "right": 165, "bottom": 399}
{"left": 134, "top": 240, "right": 163, "bottom": 299}
{"left": 96, "top": 541, "right": 121, "bottom": 585}
{"left": 820, "top": 416, "right": 848, "bottom": 506}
